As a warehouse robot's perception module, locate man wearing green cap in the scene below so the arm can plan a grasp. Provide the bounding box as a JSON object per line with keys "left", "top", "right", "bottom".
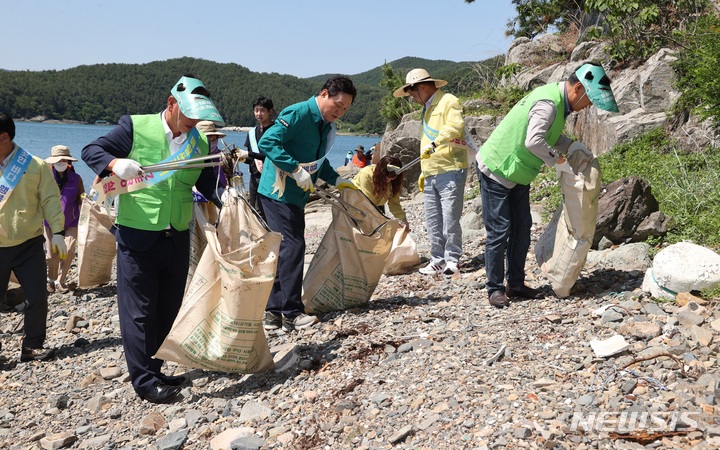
{"left": 477, "top": 62, "right": 618, "bottom": 309}
{"left": 82, "top": 74, "right": 225, "bottom": 403}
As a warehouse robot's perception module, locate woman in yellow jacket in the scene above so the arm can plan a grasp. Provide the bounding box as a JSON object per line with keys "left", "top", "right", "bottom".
{"left": 352, "top": 155, "right": 409, "bottom": 230}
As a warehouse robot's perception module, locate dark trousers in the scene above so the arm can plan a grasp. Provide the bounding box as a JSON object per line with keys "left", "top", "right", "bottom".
{"left": 249, "top": 173, "right": 265, "bottom": 220}
{"left": 0, "top": 236, "right": 48, "bottom": 348}
{"left": 115, "top": 229, "right": 189, "bottom": 395}
{"left": 480, "top": 171, "right": 532, "bottom": 294}
{"left": 259, "top": 195, "right": 306, "bottom": 317}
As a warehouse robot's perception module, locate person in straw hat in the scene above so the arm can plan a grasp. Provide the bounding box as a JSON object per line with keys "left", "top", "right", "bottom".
{"left": 43, "top": 145, "right": 84, "bottom": 294}
{"left": 393, "top": 68, "right": 468, "bottom": 278}
{"left": 82, "top": 74, "right": 225, "bottom": 404}
{"left": 0, "top": 113, "right": 66, "bottom": 363}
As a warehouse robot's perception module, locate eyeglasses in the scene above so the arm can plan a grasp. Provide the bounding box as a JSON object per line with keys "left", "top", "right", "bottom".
{"left": 403, "top": 85, "right": 417, "bottom": 94}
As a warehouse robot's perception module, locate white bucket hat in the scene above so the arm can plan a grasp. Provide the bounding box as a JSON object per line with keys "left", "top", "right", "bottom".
{"left": 393, "top": 68, "right": 448, "bottom": 97}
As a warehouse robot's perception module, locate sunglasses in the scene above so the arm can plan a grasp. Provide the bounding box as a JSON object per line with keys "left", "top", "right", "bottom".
{"left": 403, "top": 85, "right": 417, "bottom": 94}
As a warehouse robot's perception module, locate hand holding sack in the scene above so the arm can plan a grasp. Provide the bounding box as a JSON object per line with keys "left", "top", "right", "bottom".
{"left": 334, "top": 177, "right": 357, "bottom": 191}
{"left": 567, "top": 142, "right": 594, "bottom": 174}
{"left": 51, "top": 234, "right": 68, "bottom": 260}
{"left": 112, "top": 158, "right": 143, "bottom": 180}
{"left": 291, "top": 167, "right": 313, "bottom": 192}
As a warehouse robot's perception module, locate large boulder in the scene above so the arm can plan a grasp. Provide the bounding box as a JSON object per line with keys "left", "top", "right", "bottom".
{"left": 642, "top": 242, "right": 720, "bottom": 299}
{"left": 593, "top": 176, "right": 669, "bottom": 248}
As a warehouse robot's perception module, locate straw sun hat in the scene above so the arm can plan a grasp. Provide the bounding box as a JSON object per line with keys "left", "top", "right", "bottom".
{"left": 393, "top": 68, "right": 448, "bottom": 98}
{"left": 196, "top": 120, "right": 227, "bottom": 138}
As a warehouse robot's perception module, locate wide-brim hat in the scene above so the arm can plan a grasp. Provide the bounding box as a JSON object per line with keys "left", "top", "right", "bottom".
{"left": 171, "top": 76, "right": 225, "bottom": 126}
{"left": 393, "top": 68, "right": 448, "bottom": 97}
{"left": 355, "top": 145, "right": 365, "bottom": 152}
{"left": 45, "top": 145, "right": 77, "bottom": 164}
{"left": 196, "top": 120, "right": 227, "bottom": 138}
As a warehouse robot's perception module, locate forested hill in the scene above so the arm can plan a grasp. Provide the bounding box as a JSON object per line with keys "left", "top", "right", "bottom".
{"left": 0, "top": 56, "right": 484, "bottom": 134}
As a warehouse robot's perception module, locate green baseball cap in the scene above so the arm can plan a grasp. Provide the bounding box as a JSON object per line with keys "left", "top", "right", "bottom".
{"left": 575, "top": 63, "right": 619, "bottom": 113}
{"left": 171, "top": 76, "right": 225, "bottom": 126}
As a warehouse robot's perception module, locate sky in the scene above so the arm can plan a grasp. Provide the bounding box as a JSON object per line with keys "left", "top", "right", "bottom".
{"left": 3, "top": 0, "right": 517, "bottom": 78}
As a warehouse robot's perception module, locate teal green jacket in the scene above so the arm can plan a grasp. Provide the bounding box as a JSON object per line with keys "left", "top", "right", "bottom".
{"left": 116, "top": 114, "right": 209, "bottom": 231}
{"left": 480, "top": 83, "right": 565, "bottom": 185}
{"left": 257, "top": 97, "right": 340, "bottom": 208}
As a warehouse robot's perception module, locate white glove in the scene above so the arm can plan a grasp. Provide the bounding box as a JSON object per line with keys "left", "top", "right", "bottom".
{"left": 236, "top": 149, "right": 249, "bottom": 163}
{"left": 291, "top": 167, "right": 314, "bottom": 192}
{"left": 420, "top": 144, "right": 435, "bottom": 159}
{"left": 567, "top": 142, "right": 594, "bottom": 174}
{"left": 51, "top": 234, "right": 68, "bottom": 260}
{"left": 335, "top": 177, "right": 357, "bottom": 191}
{"left": 221, "top": 187, "right": 239, "bottom": 204}
{"left": 112, "top": 158, "right": 143, "bottom": 180}
{"left": 387, "top": 164, "right": 401, "bottom": 173}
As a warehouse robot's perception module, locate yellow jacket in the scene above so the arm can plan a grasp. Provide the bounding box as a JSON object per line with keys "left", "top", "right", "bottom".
{"left": 353, "top": 165, "right": 406, "bottom": 221}
{"left": 420, "top": 90, "right": 468, "bottom": 176}
{"left": 0, "top": 144, "right": 64, "bottom": 247}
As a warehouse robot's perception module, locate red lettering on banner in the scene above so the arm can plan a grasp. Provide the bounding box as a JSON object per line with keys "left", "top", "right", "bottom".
{"left": 104, "top": 180, "right": 116, "bottom": 194}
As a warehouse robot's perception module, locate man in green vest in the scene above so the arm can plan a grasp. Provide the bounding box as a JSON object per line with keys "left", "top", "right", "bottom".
{"left": 477, "top": 62, "right": 618, "bottom": 308}
{"left": 82, "top": 74, "right": 225, "bottom": 403}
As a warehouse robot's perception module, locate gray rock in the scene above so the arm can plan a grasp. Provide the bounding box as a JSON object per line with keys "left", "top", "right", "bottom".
{"left": 157, "top": 430, "right": 189, "bottom": 450}
{"left": 230, "top": 435, "right": 266, "bottom": 450}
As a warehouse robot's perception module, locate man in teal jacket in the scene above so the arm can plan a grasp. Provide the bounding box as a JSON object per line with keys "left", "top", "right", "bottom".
{"left": 478, "top": 62, "right": 618, "bottom": 308}
{"left": 258, "top": 76, "right": 357, "bottom": 332}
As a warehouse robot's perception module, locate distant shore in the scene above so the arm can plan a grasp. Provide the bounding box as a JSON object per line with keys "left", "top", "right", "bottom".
{"left": 15, "top": 119, "right": 381, "bottom": 137}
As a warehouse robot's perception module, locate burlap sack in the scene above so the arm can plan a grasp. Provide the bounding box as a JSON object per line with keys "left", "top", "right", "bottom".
{"left": 535, "top": 157, "right": 601, "bottom": 298}
{"left": 383, "top": 226, "right": 420, "bottom": 275}
{"left": 156, "top": 194, "right": 281, "bottom": 373}
{"left": 186, "top": 202, "right": 219, "bottom": 291}
{"left": 76, "top": 196, "right": 116, "bottom": 288}
{"left": 302, "top": 189, "right": 398, "bottom": 313}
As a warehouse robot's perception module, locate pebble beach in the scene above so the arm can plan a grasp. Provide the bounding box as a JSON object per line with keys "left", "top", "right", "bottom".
{"left": 0, "top": 195, "right": 719, "bottom": 450}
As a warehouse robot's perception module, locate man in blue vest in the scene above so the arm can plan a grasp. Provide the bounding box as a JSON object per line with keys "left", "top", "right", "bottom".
{"left": 82, "top": 75, "right": 224, "bottom": 403}
{"left": 477, "top": 62, "right": 618, "bottom": 308}
{"left": 0, "top": 113, "right": 66, "bottom": 363}
{"left": 243, "top": 96, "right": 275, "bottom": 220}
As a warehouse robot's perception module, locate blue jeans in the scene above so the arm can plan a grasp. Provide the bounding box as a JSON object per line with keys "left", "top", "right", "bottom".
{"left": 424, "top": 169, "right": 467, "bottom": 265}
{"left": 480, "top": 171, "right": 532, "bottom": 294}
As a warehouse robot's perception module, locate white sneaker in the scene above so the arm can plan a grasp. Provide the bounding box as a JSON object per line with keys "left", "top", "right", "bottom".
{"left": 419, "top": 261, "right": 445, "bottom": 275}
{"left": 443, "top": 262, "right": 459, "bottom": 277}
{"left": 283, "top": 313, "right": 318, "bottom": 331}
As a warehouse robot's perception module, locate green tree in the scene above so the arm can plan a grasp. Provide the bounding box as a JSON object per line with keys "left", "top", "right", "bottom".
{"left": 378, "top": 63, "right": 418, "bottom": 129}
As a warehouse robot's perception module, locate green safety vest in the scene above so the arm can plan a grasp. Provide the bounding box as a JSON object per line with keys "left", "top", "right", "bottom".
{"left": 116, "top": 114, "right": 209, "bottom": 231}
{"left": 480, "top": 83, "right": 565, "bottom": 185}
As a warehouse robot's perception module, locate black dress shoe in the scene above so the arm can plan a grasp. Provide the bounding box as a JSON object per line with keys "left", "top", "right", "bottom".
{"left": 160, "top": 374, "right": 187, "bottom": 386}
{"left": 506, "top": 285, "right": 544, "bottom": 299}
{"left": 140, "top": 381, "right": 181, "bottom": 404}
{"left": 20, "top": 347, "right": 56, "bottom": 362}
{"left": 489, "top": 290, "right": 510, "bottom": 308}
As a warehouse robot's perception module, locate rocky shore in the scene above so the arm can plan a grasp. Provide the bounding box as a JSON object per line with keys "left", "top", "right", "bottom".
{"left": 1, "top": 196, "right": 719, "bottom": 450}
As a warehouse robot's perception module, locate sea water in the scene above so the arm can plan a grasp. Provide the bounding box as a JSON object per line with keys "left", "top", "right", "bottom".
{"left": 13, "top": 121, "right": 381, "bottom": 192}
